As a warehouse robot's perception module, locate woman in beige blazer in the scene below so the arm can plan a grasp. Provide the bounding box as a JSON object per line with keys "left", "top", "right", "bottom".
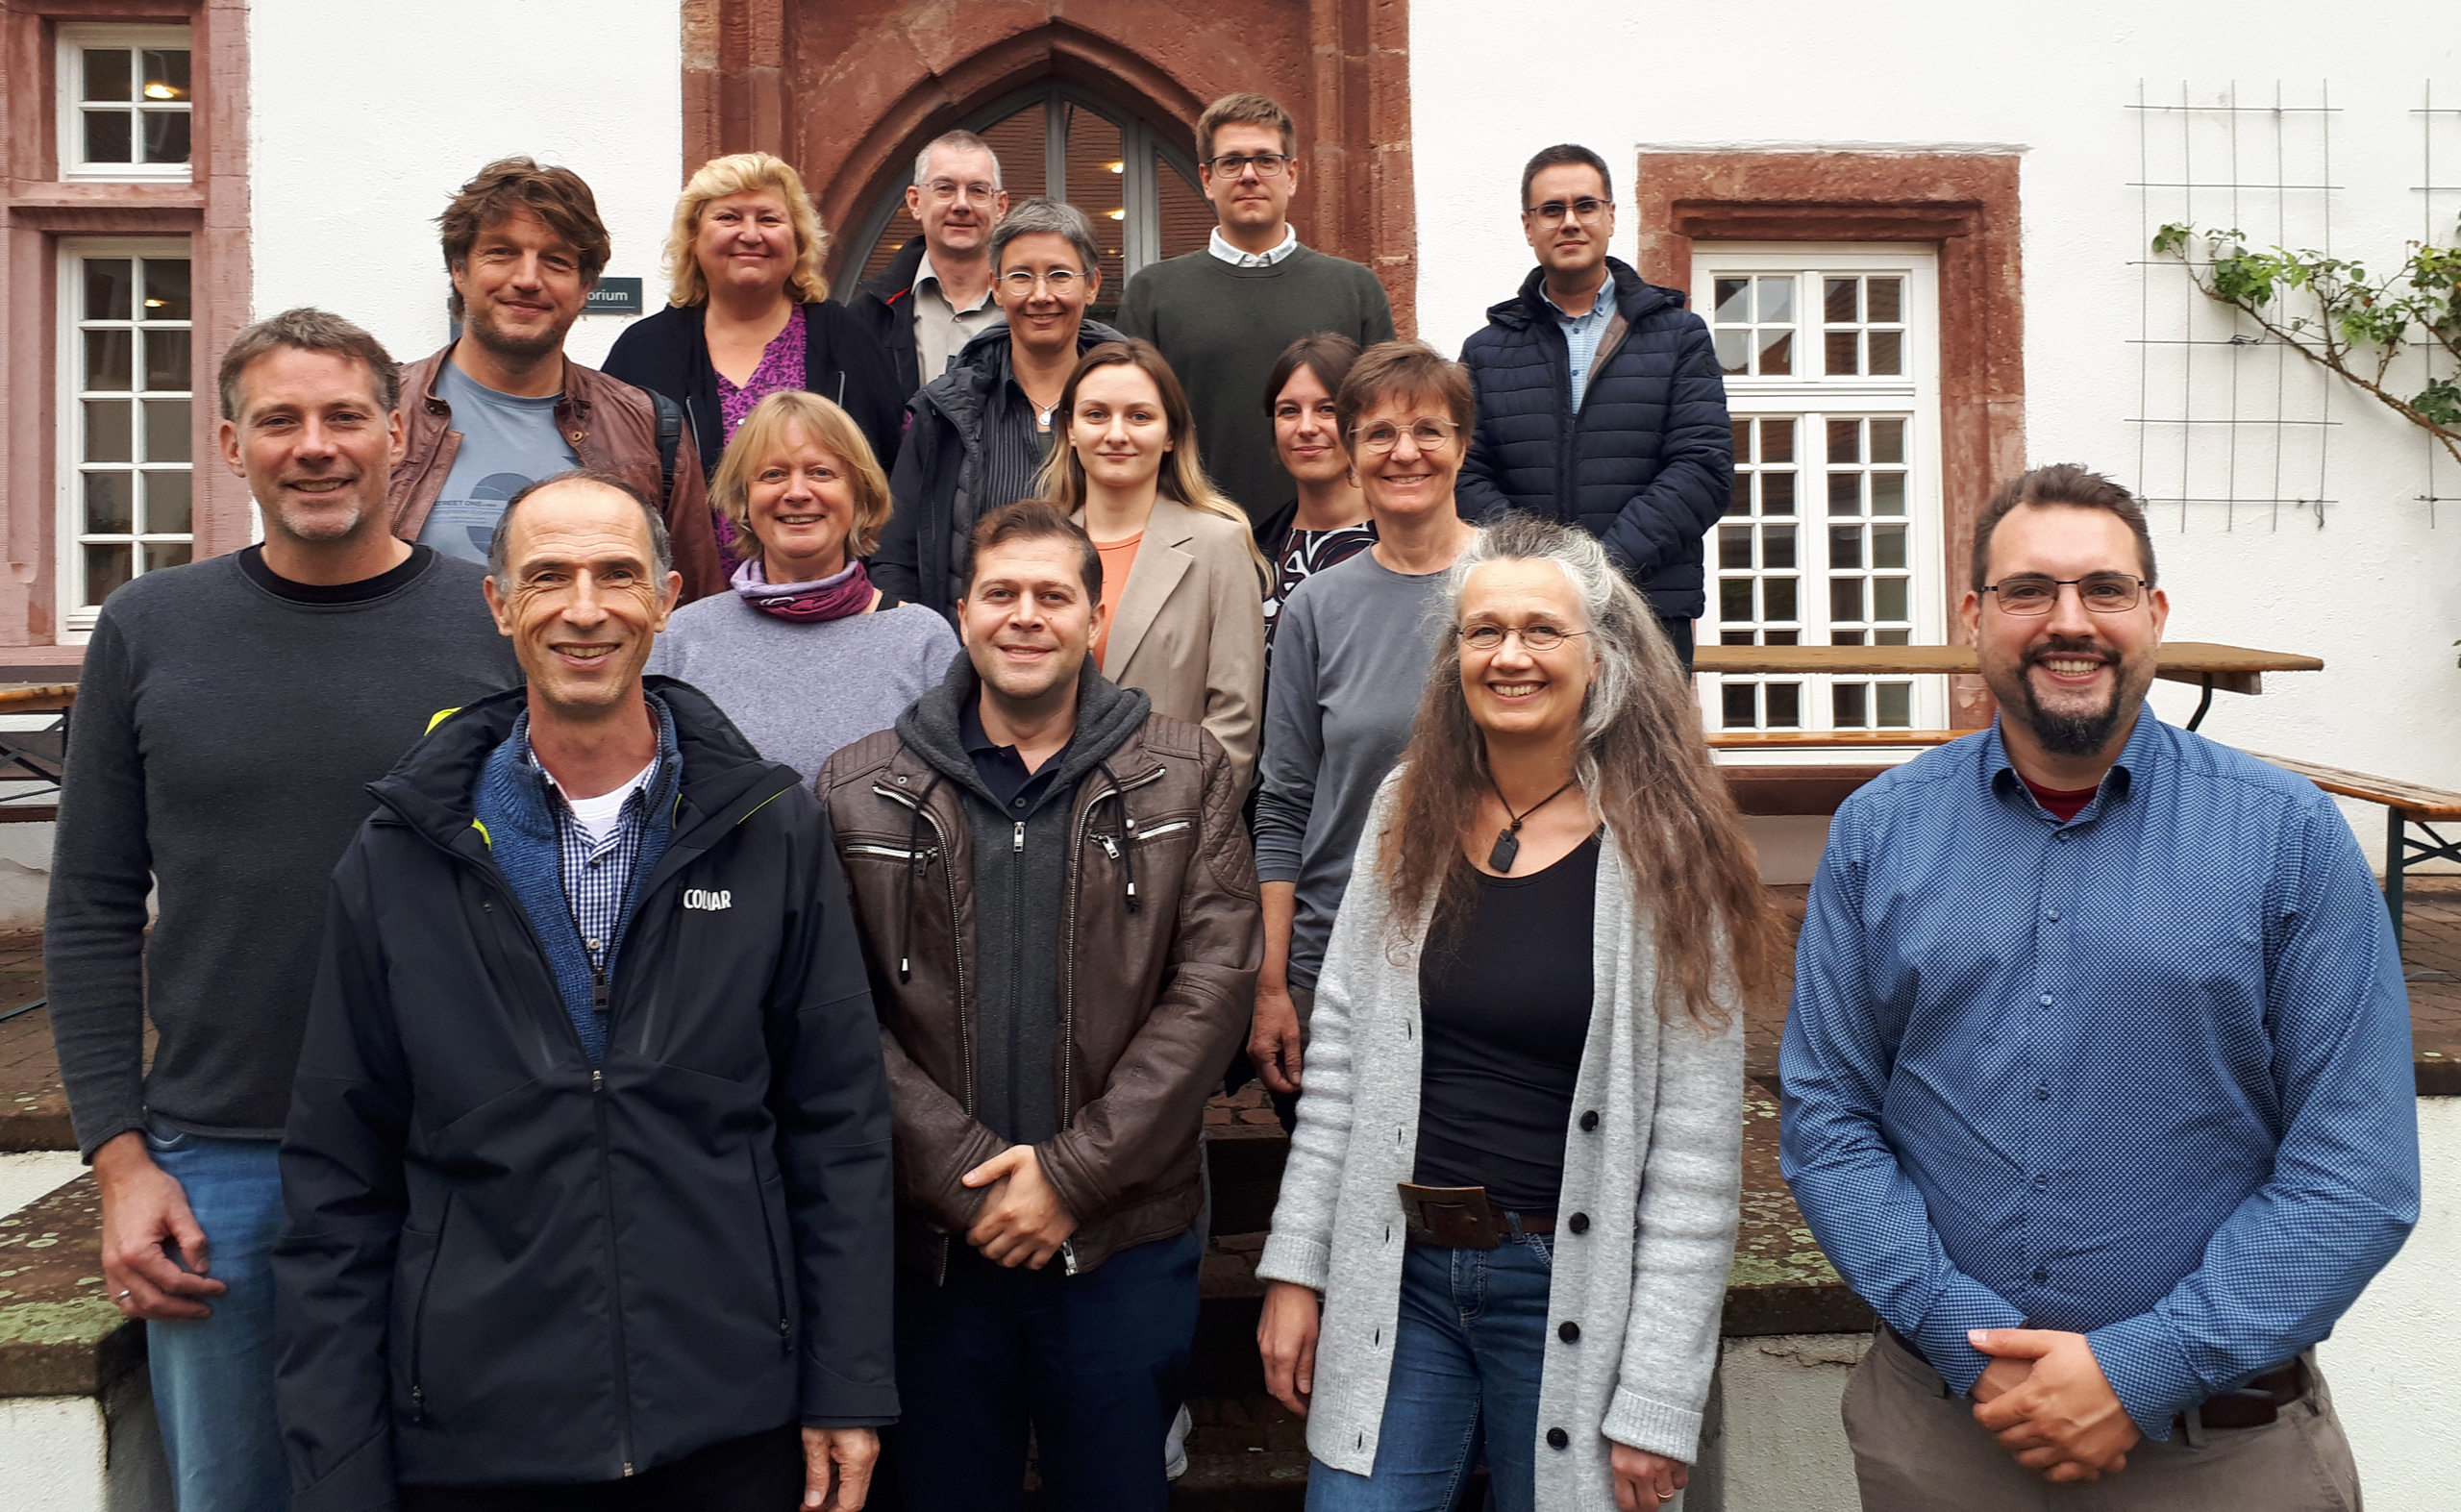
{"left": 1036, "top": 339, "right": 1267, "bottom": 780}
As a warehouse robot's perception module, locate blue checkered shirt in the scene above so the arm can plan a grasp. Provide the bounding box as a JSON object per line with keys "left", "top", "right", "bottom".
{"left": 1543, "top": 272, "right": 1619, "bottom": 412}
{"left": 525, "top": 734, "right": 657, "bottom": 997}
{"left": 1779, "top": 711, "right": 2419, "bottom": 1438}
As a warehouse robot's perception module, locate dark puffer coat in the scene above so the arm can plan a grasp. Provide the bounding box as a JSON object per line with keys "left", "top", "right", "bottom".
{"left": 1455, "top": 259, "right": 1733, "bottom": 620}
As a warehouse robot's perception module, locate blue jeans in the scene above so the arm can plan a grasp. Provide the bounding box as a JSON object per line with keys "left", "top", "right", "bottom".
{"left": 889, "top": 1223, "right": 1202, "bottom": 1512}
{"left": 143, "top": 1121, "right": 290, "bottom": 1512}
{"left": 1305, "top": 1231, "right": 1554, "bottom": 1512}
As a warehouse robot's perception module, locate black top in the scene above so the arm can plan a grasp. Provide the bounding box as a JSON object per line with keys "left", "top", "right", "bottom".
{"left": 236, "top": 542, "right": 435, "bottom": 604}
{"left": 1412, "top": 832, "right": 1601, "bottom": 1210}
{"left": 599, "top": 298, "right": 906, "bottom": 480}
{"left": 958, "top": 695, "right": 1073, "bottom": 814}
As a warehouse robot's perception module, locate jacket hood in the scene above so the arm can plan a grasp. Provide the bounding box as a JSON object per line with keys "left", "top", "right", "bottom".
{"left": 1485, "top": 258, "right": 1678, "bottom": 332}
{"left": 895, "top": 650, "right": 1152, "bottom": 812}
{"left": 860, "top": 235, "right": 929, "bottom": 307}
{"left": 369, "top": 676, "right": 795, "bottom": 851}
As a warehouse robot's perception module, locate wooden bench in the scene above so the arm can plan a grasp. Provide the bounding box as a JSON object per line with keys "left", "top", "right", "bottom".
{"left": 2250, "top": 754, "right": 2461, "bottom": 944}
{"left": 1708, "top": 729, "right": 1968, "bottom": 816}
{"left": 0, "top": 684, "right": 73, "bottom": 824}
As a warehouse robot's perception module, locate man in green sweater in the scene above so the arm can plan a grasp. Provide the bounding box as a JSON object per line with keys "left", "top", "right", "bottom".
{"left": 1120, "top": 92, "right": 1395, "bottom": 527}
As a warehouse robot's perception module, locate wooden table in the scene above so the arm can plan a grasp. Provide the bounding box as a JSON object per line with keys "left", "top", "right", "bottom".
{"left": 1692, "top": 641, "right": 2323, "bottom": 730}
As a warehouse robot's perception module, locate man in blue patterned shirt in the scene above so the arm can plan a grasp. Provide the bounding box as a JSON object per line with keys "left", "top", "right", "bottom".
{"left": 1781, "top": 464, "right": 2418, "bottom": 1507}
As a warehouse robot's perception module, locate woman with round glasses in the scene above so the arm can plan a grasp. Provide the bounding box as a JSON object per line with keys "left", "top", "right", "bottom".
{"left": 1249, "top": 341, "right": 1479, "bottom": 1122}
{"left": 1257, "top": 513, "right": 1783, "bottom": 1512}
{"left": 604, "top": 153, "right": 905, "bottom": 567}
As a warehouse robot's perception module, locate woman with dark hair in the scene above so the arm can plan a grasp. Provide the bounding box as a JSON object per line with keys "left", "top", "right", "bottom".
{"left": 1255, "top": 333, "right": 1374, "bottom": 652}
{"left": 1255, "top": 514, "right": 1785, "bottom": 1512}
{"left": 1034, "top": 337, "right": 1267, "bottom": 781}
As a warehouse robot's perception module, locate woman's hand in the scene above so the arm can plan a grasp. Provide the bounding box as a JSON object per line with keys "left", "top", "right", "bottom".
{"left": 1257, "top": 1280, "right": 1322, "bottom": 1417}
{"left": 1609, "top": 1443, "right": 1687, "bottom": 1509}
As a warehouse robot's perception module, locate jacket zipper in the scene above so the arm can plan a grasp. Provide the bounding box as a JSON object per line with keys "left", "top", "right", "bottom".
{"left": 1060, "top": 766, "right": 1166, "bottom": 1125}
{"left": 748, "top": 1147, "right": 792, "bottom": 1353}
{"left": 873, "top": 781, "right": 974, "bottom": 1288}
{"left": 591, "top": 1066, "right": 637, "bottom": 1474}
{"left": 406, "top": 1192, "right": 455, "bottom": 1425}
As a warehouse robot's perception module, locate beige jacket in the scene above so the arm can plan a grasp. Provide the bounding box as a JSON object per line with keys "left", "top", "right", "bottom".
{"left": 1088, "top": 495, "right": 1266, "bottom": 782}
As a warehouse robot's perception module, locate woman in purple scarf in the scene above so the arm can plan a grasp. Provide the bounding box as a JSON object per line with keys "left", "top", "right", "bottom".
{"left": 649, "top": 390, "right": 959, "bottom": 781}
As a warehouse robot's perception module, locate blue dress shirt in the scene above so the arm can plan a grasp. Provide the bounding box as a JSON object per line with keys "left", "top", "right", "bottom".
{"left": 1542, "top": 272, "right": 1619, "bottom": 413}
{"left": 1779, "top": 711, "right": 2418, "bottom": 1438}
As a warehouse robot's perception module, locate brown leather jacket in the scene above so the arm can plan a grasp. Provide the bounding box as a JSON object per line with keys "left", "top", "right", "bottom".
{"left": 817, "top": 706, "right": 1261, "bottom": 1277}
{"left": 388, "top": 347, "right": 725, "bottom": 602}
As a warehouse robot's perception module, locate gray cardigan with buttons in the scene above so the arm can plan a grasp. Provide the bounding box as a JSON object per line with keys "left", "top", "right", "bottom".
{"left": 1256, "top": 779, "right": 1744, "bottom": 1502}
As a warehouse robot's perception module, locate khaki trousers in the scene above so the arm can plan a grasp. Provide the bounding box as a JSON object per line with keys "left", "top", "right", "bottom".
{"left": 1842, "top": 1325, "right": 2362, "bottom": 1511}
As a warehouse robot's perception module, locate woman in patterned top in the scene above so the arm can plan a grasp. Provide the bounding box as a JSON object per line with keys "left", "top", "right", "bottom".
{"left": 1254, "top": 334, "right": 1377, "bottom": 655}
{"left": 605, "top": 153, "right": 904, "bottom": 567}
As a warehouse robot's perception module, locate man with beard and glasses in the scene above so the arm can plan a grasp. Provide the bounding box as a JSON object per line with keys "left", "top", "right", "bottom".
{"left": 45, "top": 310, "right": 518, "bottom": 1512}
{"left": 1778, "top": 464, "right": 2417, "bottom": 1511}
{"left": 389, "top": 156, "right": 725, "bottom": 601}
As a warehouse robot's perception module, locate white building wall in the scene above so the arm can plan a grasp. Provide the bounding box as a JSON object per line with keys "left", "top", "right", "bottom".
{"left": 1410, "top": 2, "right": 2461, "bottom": 828}
{"left": 245, "top": 0, "right": 683, "bottom": 370}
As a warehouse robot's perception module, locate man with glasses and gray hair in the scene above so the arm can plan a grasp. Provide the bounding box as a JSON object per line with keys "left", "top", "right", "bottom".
{"left": 1780, "top": 464, "right": 2417, "bottom": 1508}
{"left": 1455, "top": 142, "right": 1731, "bottom": 669}
{"left": 1120, "top": 91, "right": 1394, "bottom": 528}
{"left": 852, "top": 129, "right": 1010, "bottom": 398}
{"left": 874, "top": 197, "right": 1126, "bottom": 620}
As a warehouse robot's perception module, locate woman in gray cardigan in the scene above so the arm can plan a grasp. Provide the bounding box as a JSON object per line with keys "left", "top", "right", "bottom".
{"left": 1255, "top": 515, "right": 1785, "bottom": 1511}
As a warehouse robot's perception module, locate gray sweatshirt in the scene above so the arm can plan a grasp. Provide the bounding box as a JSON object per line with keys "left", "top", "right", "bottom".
{"left": 1252, "top": 549, "right": 1451, "bottom": 990}
{"left": 45, "top": 547, "right": 519, "bottom": 1157}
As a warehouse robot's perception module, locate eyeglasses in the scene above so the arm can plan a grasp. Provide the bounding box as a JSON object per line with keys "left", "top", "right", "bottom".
{"left": 923, "top": 180, "right": 998, "bottom": 206}
{"left": 1204, "top": 152, "right": 1292, "bottom": 179}
{"left": 1352, "top": 419, "right": 1461, "bottom": 454}
{"left": 999, "top": 267, "right": 1085, "bottom": 296}
{"left": 1980, "top": 573, "right": 2150, "bottom": 615}
{"left": 1523, "top": 197, "right": 1612, "bottom": 226}
{"left": 1459, "top": 624, "right": 1587, "bottom": 653}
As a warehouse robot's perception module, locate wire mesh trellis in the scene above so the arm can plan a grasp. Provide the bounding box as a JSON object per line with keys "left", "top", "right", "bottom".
{"left": 2419, "top": 84, "right": 2461, "bottom": 520}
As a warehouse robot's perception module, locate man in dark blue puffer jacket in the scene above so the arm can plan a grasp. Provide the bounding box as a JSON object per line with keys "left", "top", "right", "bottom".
{"left": 1457, "top": 143, "right": 1733, "bottom": 667}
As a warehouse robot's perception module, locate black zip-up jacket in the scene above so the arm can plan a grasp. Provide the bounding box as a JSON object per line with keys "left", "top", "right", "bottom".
{"left": 600, "top": 298, "right": 905, "bottom": 479}
{"left": 1455, "top": 259, "right": 1734, "bottom": 620}
{"left": 848, "top": 235, "right": 929, "bottom": 402}
{"left": 274, "top": 679, "right": 896, "bottom": 1508}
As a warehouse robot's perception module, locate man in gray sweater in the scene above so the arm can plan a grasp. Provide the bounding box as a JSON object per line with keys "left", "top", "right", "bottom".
{"left": 45, "top": 310, "right": 518, "bottom": 1511}
{"left": 1119, "top": 92, "right": 1396, "bottom": 525}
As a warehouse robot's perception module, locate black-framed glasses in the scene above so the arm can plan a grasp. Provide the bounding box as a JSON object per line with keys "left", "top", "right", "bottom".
{"left": 1980, "top": 573, "right": 2150, "bottom": 615}
{"left": 1523, "top": 197, "right": 1612, "bottom": 226}
{"left": 1204, "top": 152, "right": 1291, "bottom": 179}
{"left": 1459, "top": 624, "right": 1587, "bottom": 653}
{"left": 1352, "top": 418, "right": 1460, "bottom": 454}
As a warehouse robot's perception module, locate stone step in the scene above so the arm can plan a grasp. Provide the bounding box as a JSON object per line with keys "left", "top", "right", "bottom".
{"left": 1168, "top": 1396, "right": 1490, "bottom": 1511}
{"left": 0, "top": 1174, "right": 142, "bottom": 1400}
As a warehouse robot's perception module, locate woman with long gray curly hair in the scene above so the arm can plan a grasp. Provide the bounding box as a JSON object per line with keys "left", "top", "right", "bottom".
{"left": 1256, "top": 513, "right": 1783, "bottom": 1512}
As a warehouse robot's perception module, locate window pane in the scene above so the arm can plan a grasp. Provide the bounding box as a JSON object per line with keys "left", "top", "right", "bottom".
{"left": 1720, "top": 578, "right": 1753, "bottom": 621}
{"left": 85, "top": 401, "right": 132, "bottom": 461}
{"left": 1765, "top": 630, "right": 1799, "bottom": 646}
{"left": 1761, "top": 525, "right": 1796, "bottom": 569}
{"left": 143, "top": 399, "right": 190, "bottom": 463}
{"left": 84, "top": 545, "right": 134, "bottom": 607}
{"left": 1829, "top": 629, "right": 1864, "bottom": 646}
{"left": 143, "top": 471, "right": 192, "bottom": 533}
{"left": 1829, "top": 525, "right": 1862, "bottom": 569}
{"left": 1827, "top": 419, "right": 1861, "bottom": 463}
{"left": 1730, "top": 419, "right": 1752, "bottom": 459}
{"left": 144, "top": 260, "right": 192, "bottom": 320}
{"left": 84, "top": 49, "right": 132, "bottom": 103}
{"left": 1755, "top": 277, "right": 1793, "bottom": 323}
{"left": 1867, "top": 278, "right": 1902, "bottom": 323}
{"left": 85, "top": 111, "right": 134, "bottom": 163}
{"left": 1824, "top": 276, "right": 1857, "bottom": 324}
{"left": 1833, "top": 683, "right": 1867, "bottom": 728}
{"left": 1766, "top": 682, "right": 1802, "bottom": 728}
{"left": 1870, "top": 417, "right": 1904, "bottom": 463}
{"left": 1877, "top": 682, "right": 1912, "bottom": 728}
{"left": 1156, "top": 156, "right": 1209, "bottom": 260}
{"left": 84, "top": 330, "right": 133, "bottom": 391}
{"left": 1828, "top": 473, "right": 1861, "bottom": 514}
{"left": 1874, "top": 578, "right": 1909, "bottom": 621}
{"left": 1761, "top": 472, "right": 1795, "bottom": 514}
{"left": 1868, "top": 330, "right": 1902, "bottom": 376}
{"left": 1830, "top": 579, "right": 1864, "bottom": 622}
{"left": 1824, "top": 331, "right": 1858, "bottom": 376}
{"left": 83, "top": 472, "right": 134, "bottom": 533}
{"left": 982, "top": 107, "right": 1048, "bottom": 200}
{"left": 142, "top": 329, "right": 190, "bottom": 391}
{"left": 87, "top": 260, "right": 134, "bottom": 321}
{"left": 1763, "top": 577, "right": 1798, "bottom": 620}
{"left": 1872, "top": 526, "right": 1906, "bottom": 569}
{"left": 1720, "top": 527, "right": 1753, "bottom": 569}
{"left": 141, "top": 49, "right": 190, "bottom": 101}
{"left": 1062, "top": 105, "right": 1125, "bottom": 314}
{"left": 142, "top": 111, "right": 190, "bottom": 165}
{"left": 1759, "top": 418, "right": 1794, "bottom": 463}
{"left": 1872, "top": 472, "right": 1906, "bottom": 515}
{"left": 1727, "top": 472, "right": 1749, "bottom": 515}
{"left": 1721, "top": 631, "right": 1753, "bottom": 646}
{"left": 1713, "top": 329, "right": 1748, "bottom": 375}
{"left": 1722, "top": 683, "right": 1757, "bottom": 729}
{"left": 1715, "top": 278, "right": 1751, "bottom": 323}
{"left": 1755, "top": 329, "right": 1792, "bottom": 376}
{"left": 144, "top": 541, "right": 192, "bottom": 574}
{"left": 1875, "top": 628, "right": 1910, "bottom": 645}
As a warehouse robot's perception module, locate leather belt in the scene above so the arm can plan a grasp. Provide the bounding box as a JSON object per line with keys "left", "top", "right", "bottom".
{"left": 1397, "top": 1183, "right": 1555, "bottom": 1250}
{"left": 1880, "top": 1324, "right": 2308, "bottom": 1431}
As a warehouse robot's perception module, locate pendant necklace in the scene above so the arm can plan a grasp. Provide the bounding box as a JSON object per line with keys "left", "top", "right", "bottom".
{"left": 1486, "top": 776, "right": 1579, "bottom": 874}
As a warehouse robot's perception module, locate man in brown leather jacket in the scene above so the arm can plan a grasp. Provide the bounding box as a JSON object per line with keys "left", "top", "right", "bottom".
{"left": 816, "top": 498, "right": 1259, "bottom": 1511}
{"left": 387, "top": 156, "right": 724, "bottom": 601}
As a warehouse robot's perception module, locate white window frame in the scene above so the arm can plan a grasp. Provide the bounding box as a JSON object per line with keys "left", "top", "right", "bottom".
{"left": 57, "top": 235, "right": 196, "bottom": 640}
{"left": 56, "top": 23, "right": 194, "bottom": 183}
{"left": 1690, "top": 243, "right": 1948, "bottom": 731}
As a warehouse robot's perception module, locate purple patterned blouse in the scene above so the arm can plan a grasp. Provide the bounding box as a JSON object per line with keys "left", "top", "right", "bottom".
{"left": 710, "top": 303, "right": 808, "bottom": 565}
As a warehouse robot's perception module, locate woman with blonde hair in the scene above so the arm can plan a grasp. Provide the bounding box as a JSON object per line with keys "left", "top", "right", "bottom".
{"left": 1034, "top": 337, "right": 1268, "bottom": 781}
{"left": 606, "top": 152, "right": 903, "bottom": 563}
{"left": 1255, "top": 513, "right": 1786, "bottom": 1511}
{"left": 649, "top": 390, "right": 957, "bottom": 782}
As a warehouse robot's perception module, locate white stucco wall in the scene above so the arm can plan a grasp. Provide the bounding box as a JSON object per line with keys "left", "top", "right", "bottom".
{"left": 245, "top": 0, "right": 682, "bottom": 369}
{"left": 1410, "top": 4, "right": 2461, "bottom": 829}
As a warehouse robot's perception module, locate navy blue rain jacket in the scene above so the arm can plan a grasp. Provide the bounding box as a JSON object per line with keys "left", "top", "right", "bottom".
{"left": 1456, "top": 259, "right": 1733, "bottom": 619}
